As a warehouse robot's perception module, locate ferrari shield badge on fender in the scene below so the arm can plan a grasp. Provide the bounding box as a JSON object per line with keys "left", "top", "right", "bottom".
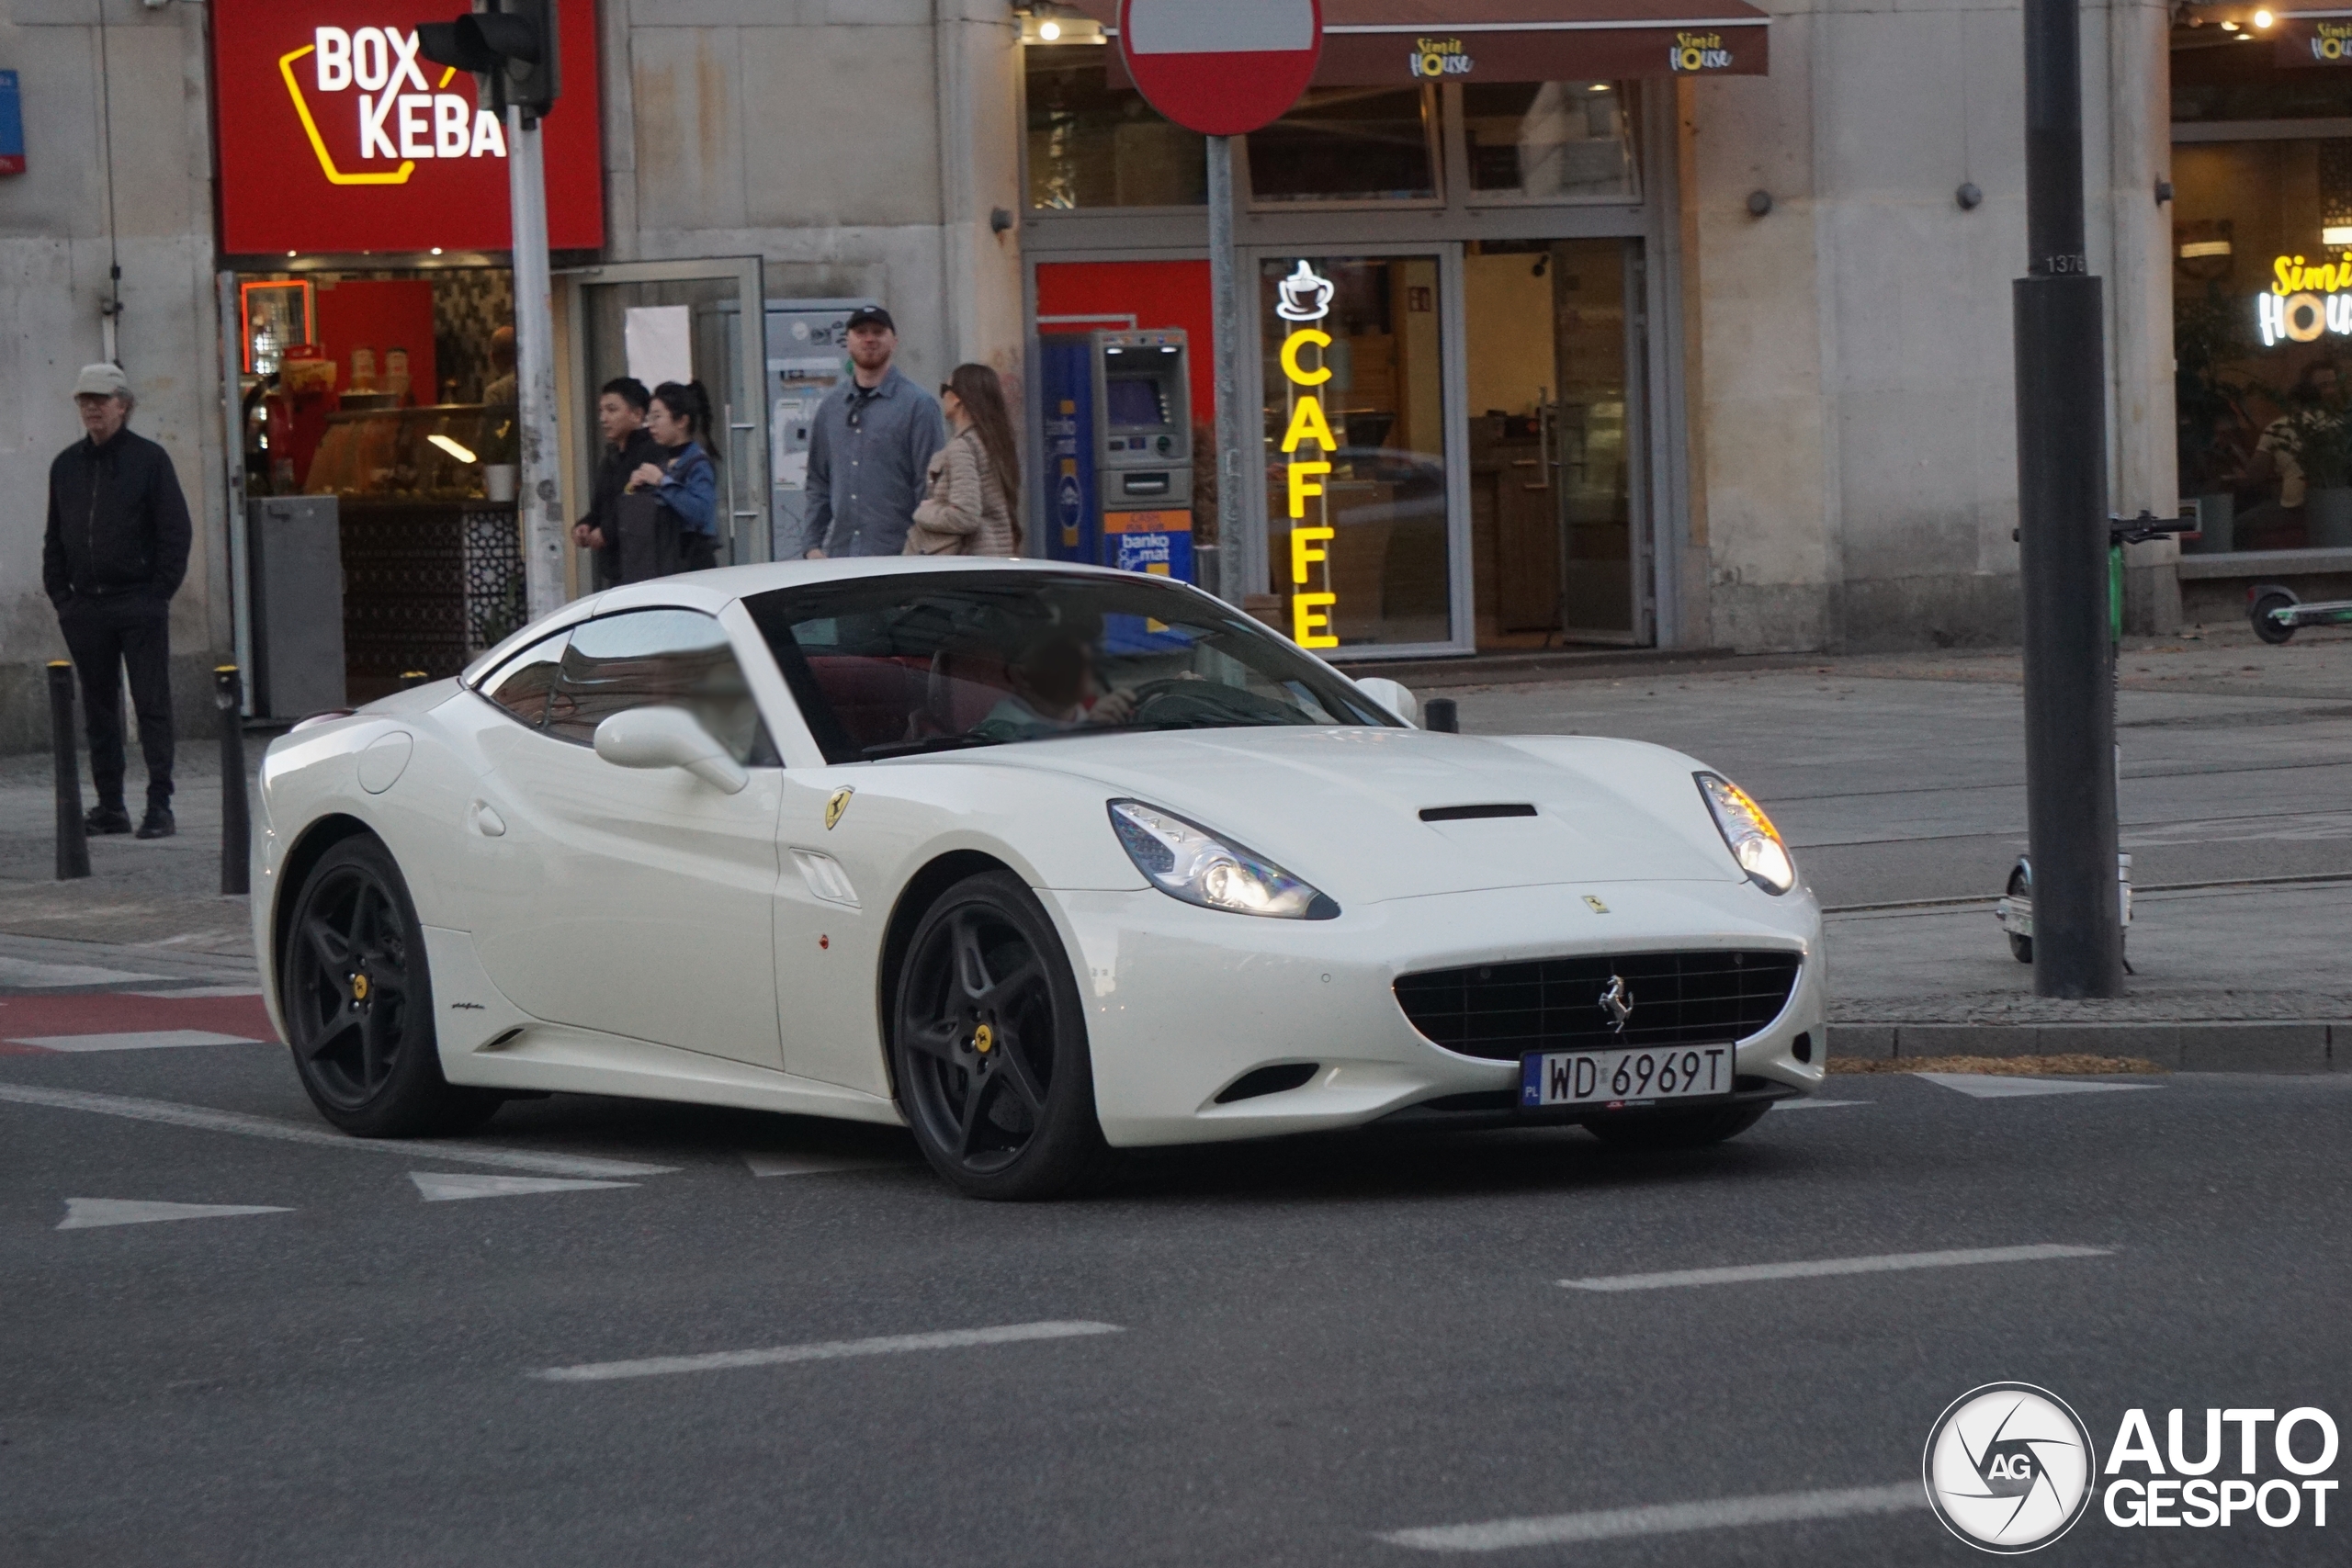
{"left": 825, "top": 787, "right": 854, "bottom": 831}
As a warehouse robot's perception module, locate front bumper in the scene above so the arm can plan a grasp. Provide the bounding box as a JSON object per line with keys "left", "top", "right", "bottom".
{"left": 1041, "top": 878, "right": 1826, "bottom": 1147}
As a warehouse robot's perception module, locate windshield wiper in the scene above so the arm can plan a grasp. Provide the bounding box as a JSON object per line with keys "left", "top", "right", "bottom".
{"left": 862, "top": 734, "right": 1005, "bottom": 760}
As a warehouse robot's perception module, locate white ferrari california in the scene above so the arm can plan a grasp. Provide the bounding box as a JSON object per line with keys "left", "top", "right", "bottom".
{"left": 253, "top": 558, "right": 1825, "bottom": 1198}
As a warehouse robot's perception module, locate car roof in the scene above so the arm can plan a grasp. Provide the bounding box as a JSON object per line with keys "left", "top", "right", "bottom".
{"left": 458, "top": 556, "right": 1181, "bottom": 686}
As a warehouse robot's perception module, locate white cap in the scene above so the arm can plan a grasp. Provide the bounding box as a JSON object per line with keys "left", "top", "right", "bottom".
{"left": 73, "top": 363, "right": 131, "bottom": 400}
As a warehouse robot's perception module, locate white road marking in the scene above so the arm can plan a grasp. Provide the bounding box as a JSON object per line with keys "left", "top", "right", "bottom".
{"left": 741, "top": 1150, "right": 902, "bottom": 1179}
{"left": 128, "top": 986, "right": 266, "bottom": 999}
{"left": 10, "top": 1030, "right": 264, "bottom": 1053}
{"left": 57, "top": 1197, "right": 291, "bottom": 1231}
{"left": 411, "top": 1171, "right": 635, "bottom": 1202}
{"left": 0, "top": 957, "right": 166, "bottom": 989}
{"left": 0, "top": 1082, "right": 678, "bottom": 1179}
{"left": 1378, "top": 1481, "right": 1928, "bottom": 1552}
{"left": 531, "top": 1320, "right": 1125, "bottom": 1384}
{"left": 1559, "top": 1243, "right": 2112, "bottom": 1293}
{"left": 1770, "top": 1099, "right": 1868, "bottom": 1111}
{"left": 1919, "top": 1073, "right": 2164, "bottom": 1100}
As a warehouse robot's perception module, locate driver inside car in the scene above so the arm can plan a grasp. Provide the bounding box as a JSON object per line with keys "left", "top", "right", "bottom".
{"left": 971, "top": 624, "right": 1138, "bottom": 740}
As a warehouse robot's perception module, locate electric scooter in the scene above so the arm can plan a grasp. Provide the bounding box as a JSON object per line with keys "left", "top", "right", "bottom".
{"left": 1995, "top": 512, "right": 2199, "bottom": 965}
{"left": 2249, "top": 585, "right": 2352, "bottom": 644}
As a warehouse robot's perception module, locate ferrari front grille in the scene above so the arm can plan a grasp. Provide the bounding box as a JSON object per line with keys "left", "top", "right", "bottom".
{"left": 1393, "top": 951, "right": 1802, "bottom": 1062}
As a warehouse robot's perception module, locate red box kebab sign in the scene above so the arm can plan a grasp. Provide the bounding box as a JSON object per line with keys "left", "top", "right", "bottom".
{"left": 210, "top": 0, "right": 603, "bottom": 255}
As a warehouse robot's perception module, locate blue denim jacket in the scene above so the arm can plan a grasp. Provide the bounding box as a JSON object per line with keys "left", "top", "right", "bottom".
{"left": 654, "top": 441, "right": 718, "bottom": 537}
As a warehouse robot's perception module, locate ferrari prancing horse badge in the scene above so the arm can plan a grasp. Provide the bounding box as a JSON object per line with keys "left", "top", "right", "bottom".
{"left": 825, "top": 787, "right": 854, "bottom": 830}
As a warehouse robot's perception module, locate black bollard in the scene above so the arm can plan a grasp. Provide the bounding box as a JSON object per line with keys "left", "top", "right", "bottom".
{"left": 49, "top": 661, "right": 90, "bottom": 881}
{"left": 1423, "top": 696, "right": 1460, "bottom": 734}
{"left": 216, "top": 666, "right": 250, "bottom": 897}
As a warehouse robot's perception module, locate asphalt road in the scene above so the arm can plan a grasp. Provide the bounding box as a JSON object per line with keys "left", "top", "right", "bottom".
{"left": 5, "top": 1034, "right": 2346, "bottom": 1565}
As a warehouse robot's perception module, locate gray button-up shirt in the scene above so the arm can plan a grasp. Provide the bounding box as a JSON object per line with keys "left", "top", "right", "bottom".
{"left": 805, "top": 367, "right": 949, "bottom": 558}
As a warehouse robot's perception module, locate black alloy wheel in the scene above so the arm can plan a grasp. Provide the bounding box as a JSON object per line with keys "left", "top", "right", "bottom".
{"left": 282, "top": 836, "right": 497, "bottom": 1137}
{"left": 1583, "top": 1101, "right": 1770, "bottom": 1149}
{"left": 2007, "top": 863, "right": 2034, "bottom": 964}
{"left": 891, "top": 870, "right": 1107, "bottom": 1200}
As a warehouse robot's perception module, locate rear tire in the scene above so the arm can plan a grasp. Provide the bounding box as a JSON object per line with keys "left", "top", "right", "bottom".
{"left": 2006, "top": 864, "right": 2033, "bottom": 964}
{"left": 2252, "top": 591, "right": 2299, "bottom": 645}
{"left": 889, "top": 870, "right": 1109, "bottom": 1201}
{"left": 1585, "top": 1102, "right": 1770, "bottom": 1149}
{"left": 280, "top": 835, "right": 500, "bottom": 1138}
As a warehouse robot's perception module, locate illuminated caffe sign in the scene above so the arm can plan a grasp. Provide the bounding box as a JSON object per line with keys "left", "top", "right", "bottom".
{"left": 2260, "top": 254, "right": 2352, "bottom": 346}
{"left": 1275, "top": 261, "right": 1340, "bottom": 650}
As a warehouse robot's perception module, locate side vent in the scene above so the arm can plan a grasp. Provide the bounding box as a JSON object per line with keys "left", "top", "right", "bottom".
{"left": 1213, "top": 1063, "right": 1319, "bottom": 1104}
{"left": 1419, "top": 804, "right": 1538, "bottom": 822}
{"left": 479, "top": 1027, "right": 526, "bottom": 1052}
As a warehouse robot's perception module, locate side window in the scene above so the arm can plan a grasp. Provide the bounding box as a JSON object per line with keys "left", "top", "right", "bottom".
{"left": 477, "top": 630, "right": 570, "bottom": 728}
{"left": 547, "top": 609, "right": 777, "bottom": 766}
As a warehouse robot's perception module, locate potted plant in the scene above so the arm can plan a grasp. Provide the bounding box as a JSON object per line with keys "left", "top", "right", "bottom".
{"left": 2281, "top": 383, "right": 2352, "bottom": 548}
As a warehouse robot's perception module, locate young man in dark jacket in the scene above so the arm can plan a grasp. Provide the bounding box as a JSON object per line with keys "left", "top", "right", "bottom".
{"left": 571, "top": 377, "right": 661, "bottom": 589}
{"left": 43, "top": 364, "right": 193, "bottom": 840}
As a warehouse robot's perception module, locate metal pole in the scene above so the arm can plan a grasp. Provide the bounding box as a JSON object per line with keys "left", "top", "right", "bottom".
{"left": 48, "top": 662, "right": 90, "bottom": 882}
{"left": 1207, "top": 134, "right": 1247, "bottom": 605}
{"left": 2014, "top": 0, "right": 2122, "bottom": 997}
{"left": 214, "top": 667, "right": 250, "bottom": 897}
{"left": 509, "top": 107, "right": 566, "bottom": 622}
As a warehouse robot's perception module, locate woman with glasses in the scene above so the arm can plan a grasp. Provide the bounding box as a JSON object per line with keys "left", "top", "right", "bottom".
{"left": 904, "top": 364, "right": 1022, "bottom": 558}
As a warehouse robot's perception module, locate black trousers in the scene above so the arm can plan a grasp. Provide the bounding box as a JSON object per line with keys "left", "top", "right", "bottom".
{"left": 57, "top": 594, "right": 175, "bottom": 810}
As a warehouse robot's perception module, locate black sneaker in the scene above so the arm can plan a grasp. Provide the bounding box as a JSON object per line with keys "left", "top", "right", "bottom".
{"left": 135, "top": 807, "right": 176, "bottom": 840}
{"left": 85, "top": 804, "right": 133, "bottom": 835}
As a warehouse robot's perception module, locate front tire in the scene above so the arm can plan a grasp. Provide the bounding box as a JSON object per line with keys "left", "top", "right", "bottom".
{"left": 1585, "top": 1102, "right": 1770, "bottom": 1149}
{"left": 2252, "top": 591, "right": 2299, "bottom": 645}
{"left": 281, "top": 835, "right": 498, "bottom": 1137}
{"left": 889, "top": 870, "right": 1108, "bottom": 1200}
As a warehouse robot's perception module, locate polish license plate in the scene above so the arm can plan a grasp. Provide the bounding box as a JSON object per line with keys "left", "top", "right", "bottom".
{"left": 1521, "top": 1044, "right": 1733, "bottom": 1109}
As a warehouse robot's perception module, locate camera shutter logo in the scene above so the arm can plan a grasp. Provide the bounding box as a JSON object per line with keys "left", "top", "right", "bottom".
{"left": 1924, "top": 1383, "right": 2098, "bottom": 1553}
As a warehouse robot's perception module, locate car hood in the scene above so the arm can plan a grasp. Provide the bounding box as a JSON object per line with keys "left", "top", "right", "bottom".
{"left": 944, "top": 727, "right": 1744, "bottom": 905}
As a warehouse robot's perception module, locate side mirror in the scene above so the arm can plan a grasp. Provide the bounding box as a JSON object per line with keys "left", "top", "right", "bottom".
{"left": 1354, "top": 676, "right": 1421, "bottom": 728}
{"left": 593, "top": 705, "right": 749, "bottom": 794}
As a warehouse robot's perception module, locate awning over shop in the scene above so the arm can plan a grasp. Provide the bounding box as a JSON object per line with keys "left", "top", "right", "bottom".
{"left": 1073, "top": 0, "right": 1770, "bottom": 84}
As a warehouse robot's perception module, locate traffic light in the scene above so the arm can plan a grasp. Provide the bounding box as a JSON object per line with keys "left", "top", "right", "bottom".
{"left": 418, "top": 0, "right": 560, "bottom": 123}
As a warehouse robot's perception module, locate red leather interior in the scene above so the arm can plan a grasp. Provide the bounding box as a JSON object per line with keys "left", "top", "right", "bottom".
{"left": 803, "top": 656, "right": 929, "bottom": 750}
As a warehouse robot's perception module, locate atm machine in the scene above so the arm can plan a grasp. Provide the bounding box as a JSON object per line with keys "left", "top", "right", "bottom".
{"left": 1038, "top": 330, "right": 1193, "bottom": 581}
{"left": 765, "top": 298, "right": 877, "bottom": 560}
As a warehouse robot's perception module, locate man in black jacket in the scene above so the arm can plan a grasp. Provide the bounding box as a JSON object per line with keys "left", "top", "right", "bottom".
{"left": 571, "top": 377, "right": 660, "bottom": 589}
{"left": 43, "top": 364, "right": 193, "bottom": 840}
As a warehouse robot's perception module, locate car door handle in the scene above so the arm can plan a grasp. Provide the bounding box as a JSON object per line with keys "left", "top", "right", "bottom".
{"left": 471, "top": 801, "right": 507, "bottom": 838}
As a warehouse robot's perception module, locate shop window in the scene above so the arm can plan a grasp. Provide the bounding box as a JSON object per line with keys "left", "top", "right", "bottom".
{"left": 1025, "top": 44, "right": 1206, "bottom": 209}
{"left": 1262, "top": 256, "right": 1452, "bottom": 651}
{"left": 1248, "top": 87, "right": 1440, "bottom": 205}
{"left": 2172, "top": 25, "right": 2352, "bottom": 553}
{"left": 1462, "top": 83, "right": 1634, "bottom": 201}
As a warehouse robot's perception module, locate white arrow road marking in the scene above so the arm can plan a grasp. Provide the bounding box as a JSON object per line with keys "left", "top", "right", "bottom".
{"left": 10, "top": 1030, "right": 264, "bottom": 1053}
{"left": 1378, "top": 1482, "right": 1928, "bottom": 1552}
{"left": 1559, "top": 1243, "right": 2113, "bottom": 1293}
{"left": 57, "top": 1198, "right": 290, "bottom": 1231}
{"left": 1770, "top": 1099, "right": 1869, "bottom": 1111}
{"left": 410, "top": 1171, "right": 635, "bottom": 1202}
{"left": 0, "top": 1083, "right": 677, "bottom": 1179}
{"left": 741, "top": 1151, "right": 903, "bottom": 1179}
{"left": 1918, "top": 1073, "right": 2164, "bottom": 1099}
{"left": 532, "top": 1320, "right": 1125, "bottom": 1384}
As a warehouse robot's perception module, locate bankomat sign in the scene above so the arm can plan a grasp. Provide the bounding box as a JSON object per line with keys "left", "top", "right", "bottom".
{"left": 210, "top": 0, "right": 602, "bottom": 255}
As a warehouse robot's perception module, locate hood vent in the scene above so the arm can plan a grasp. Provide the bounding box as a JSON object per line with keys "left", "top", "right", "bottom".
{"left": 1419, "top": 804, "right": 1538, "bottom": 823}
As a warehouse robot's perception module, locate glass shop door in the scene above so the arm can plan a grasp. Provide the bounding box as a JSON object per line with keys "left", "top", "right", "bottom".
{"left": 555, "top": 257, "right": 769, "bottom": 591}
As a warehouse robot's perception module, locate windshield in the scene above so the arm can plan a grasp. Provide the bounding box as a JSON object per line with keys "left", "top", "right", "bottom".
{"left": 745, "top": 570, "right": 1400, "bottom": 763}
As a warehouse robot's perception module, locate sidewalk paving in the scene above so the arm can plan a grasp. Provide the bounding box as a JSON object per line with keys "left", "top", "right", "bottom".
{"left": 2, "top": 619, "right": 2346, "bottom": 1069}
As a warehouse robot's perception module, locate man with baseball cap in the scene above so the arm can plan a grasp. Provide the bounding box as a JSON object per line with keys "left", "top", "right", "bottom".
{"left": 801, "top": 305, "right": 947, "bottom": 558}
{"left": 43, "top": 363, "right": 192, "bottom": 840}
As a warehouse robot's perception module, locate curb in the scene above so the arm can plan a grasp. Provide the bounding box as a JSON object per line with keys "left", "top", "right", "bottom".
{"left": 1826, "top": 1021, "right": 2349, "bottom": 1074}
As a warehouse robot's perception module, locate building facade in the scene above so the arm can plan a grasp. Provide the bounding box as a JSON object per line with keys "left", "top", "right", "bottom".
{"left": 4, "top": 0, "right": 2322, "bottom": 745}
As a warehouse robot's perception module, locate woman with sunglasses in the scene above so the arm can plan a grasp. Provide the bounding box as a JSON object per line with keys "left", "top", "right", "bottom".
{"left": 905, "top": 364, "right": 1022, "bottom": 558}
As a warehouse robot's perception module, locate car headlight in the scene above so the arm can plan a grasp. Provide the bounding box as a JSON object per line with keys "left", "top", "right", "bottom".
{"left": 1697, "top": 773, "right": 1796, "bottom": 895}
{"left": 1107, "top": 800, "right": 1339, "bottom": 919}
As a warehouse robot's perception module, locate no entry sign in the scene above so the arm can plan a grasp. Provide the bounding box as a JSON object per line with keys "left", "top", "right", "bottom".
{"left": 1118, "top": 0, "right": 1324, "bottom": 137}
